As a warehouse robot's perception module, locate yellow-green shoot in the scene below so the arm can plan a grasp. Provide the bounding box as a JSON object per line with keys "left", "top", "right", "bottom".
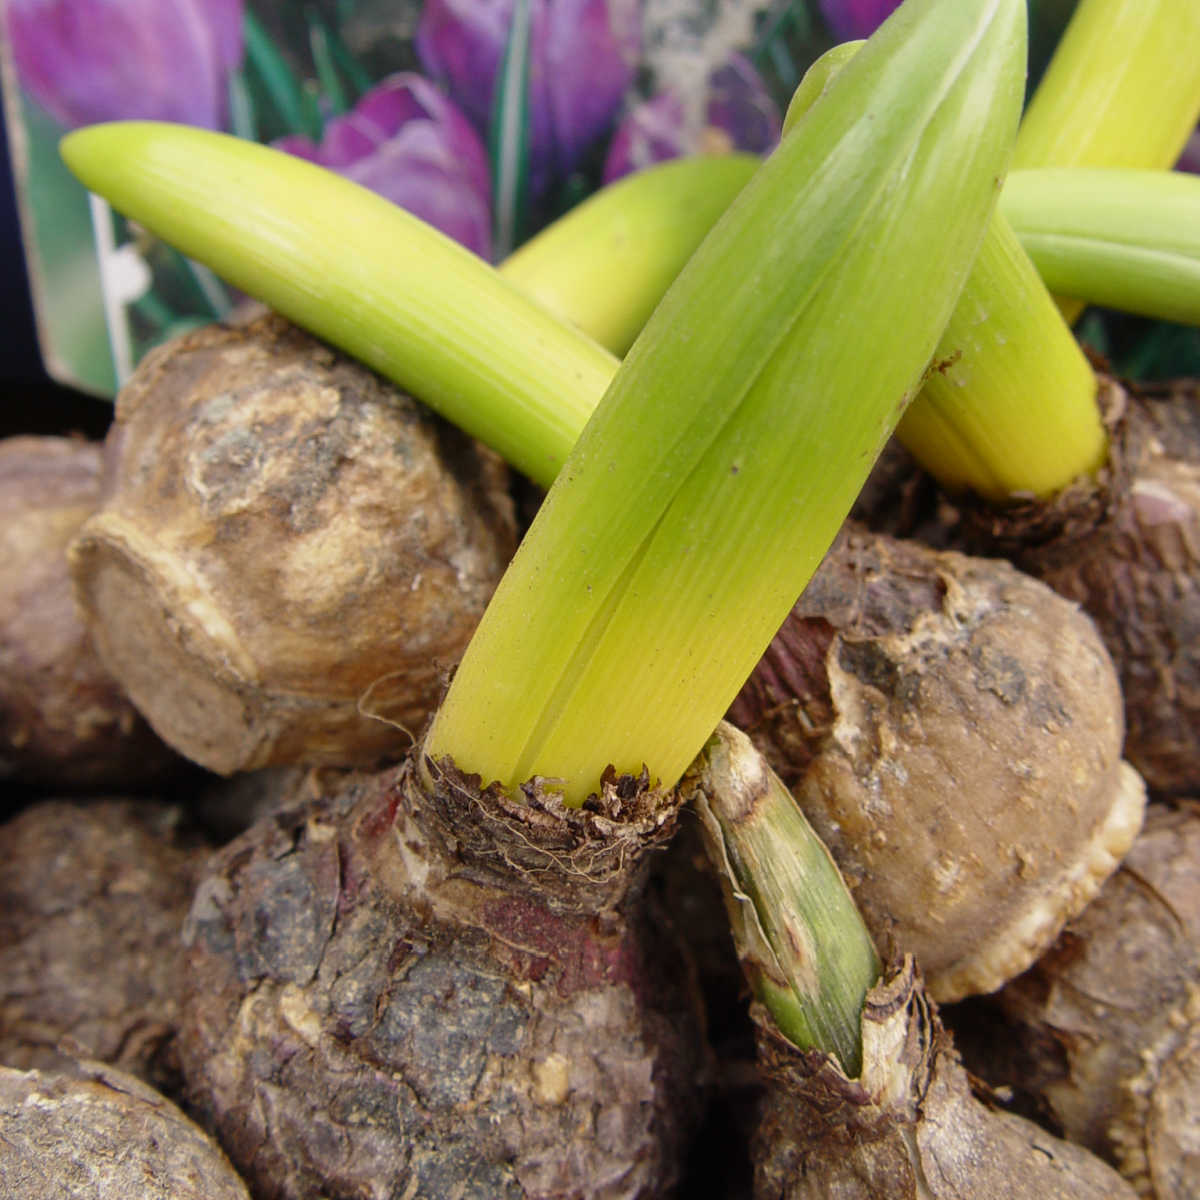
{"left": 61, "top": 120, "right": 615, "bottom": 489}
{"left": 1014, "top": 0, "right": 1200, "bottom": 323}
{"left": 425, "top": 0, "right": 1026, "bottom": 803}
{"left": 1002, "top": 168, "right": 1200, "bottom": 328}
{"left": 786, "top": 41, "right": 1102, "bottom": 502}
{"left": 499, "top": 153, "right": 759, "bottom": 356}
{"left": 60, "top": 126, "right": 759, "bottom": 485}
{"left": 896, "top": 211, "right": 1106, "bottom": 501}
{"left": 899, "top": 0, "right": 1200, "bottom": 497}
{"left": 1015, "top": 0, "right": 1200, "bottom": 173}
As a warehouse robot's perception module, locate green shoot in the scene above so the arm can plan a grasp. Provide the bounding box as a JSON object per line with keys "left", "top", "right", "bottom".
{"left": 499, "top": 154, "right": 759, "bottom": 355}
{"left": 897, "top": 214, "right": 1106, "bottom": 501}
{"left": 788, "top": 39, "right": 1103, "bottom": 502}
{"left": 60, "top": 122, "right": 616, "bottom": 489}
{"left": 1014, "top": 0, "right": 1200, "bottom": 173}
{"left": 425, "top": 0, "right": 1027, "bottom": 804}
{"left": 1014, "top": 0, "right": 1200, "bottom": 322}
{"left": 901, "top": 0, "right": 1200, "bottom": 495}
{"left": 1003, "top": 168, "right": 1200, "bottom": 327}
{"left": 60, "top": 129, "right": 755, "bottom": 480}
{"left": 691, "top": 724, "right": 881, "bottom": 1077}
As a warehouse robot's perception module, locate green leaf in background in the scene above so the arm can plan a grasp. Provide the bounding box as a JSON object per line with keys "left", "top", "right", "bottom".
{"left": 242, "top": 8, "right": 322, "bottom": 140}
{"left": 15, "top": 102, "right": 117, "bottom": 394}
{"left": 489, "top": 0, "right": 533, "bottom": 258}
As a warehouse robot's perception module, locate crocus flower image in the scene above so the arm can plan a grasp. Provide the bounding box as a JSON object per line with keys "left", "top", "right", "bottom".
{"left": 5, "top": 0, "right": 244, "bottom": 130}
{"left": 602, "top": 53, "right": 780, "bottom": 183}
{"left": 818, "top": 0, "right": 903, "bottom": 40}
{"left": 1179, "top": 127, "right": 1200, "bottom": 174}
{"left": 416, "top": 0, "right": 640, "bottom": 196}
{"left": 275, "top": 74, "right": 494, "bottom": 259}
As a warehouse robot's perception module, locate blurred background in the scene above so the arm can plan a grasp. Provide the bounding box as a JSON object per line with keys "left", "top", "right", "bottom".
{"left": 0, "top": 0, "right": 1196, "bottom": 433}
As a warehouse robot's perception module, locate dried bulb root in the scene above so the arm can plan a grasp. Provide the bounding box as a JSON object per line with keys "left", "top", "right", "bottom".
{"left": 960, "top": 379, "right": 1200, "bottom": 795}
{"left": 0, "top": 436, "right": 179, "bottom": 788}
{"left": 69, "top": 313, "right": 517, "bottom": 774}
{"left": 0, "top": 799, "right": 209, "bottom": 1092}
{"left": 751, "top": 958, "right": 1137, "bottom": 1199}
{"left": 0, "top": 1059, "right": 250, "bottom": 1199}
{"left": 729, "top": 522, "right": 1144, "bottom": 1001}
{"left": 957, "top": 802, "right": 1200, "bottom": 1198}
{"left": 178, "top": 748, "right": 704, "bottom": 1199}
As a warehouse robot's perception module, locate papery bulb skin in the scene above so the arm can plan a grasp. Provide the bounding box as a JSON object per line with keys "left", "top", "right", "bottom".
{"left": 957, "top": 379, "right": 1200, "bottom": 795}
{"left": 0, "top": 1059, "right": 251, "bottom": 1200}
{"left": 0, "top": 800, "right": 209, "bottom": 1094}
{"left": 750, "top": 960, "right": 1137, "bottom": 1199}
{"left": 683, "top": 736, "right": 1137, "bottom": 1198}
{"left": 951, "top": 802, "right": 1200, "bottom": 1200}
{"left": 730, "top": 523, "right": 1144, "bottom": 1003}
{"left": 177, "top": 752, "right": 707, "bottom": 1198}
{"left": 69, "top": 313, "right": 517, "bottom": 775}
{"left": 0, "top": 436, "right": 180, "bottom": 790}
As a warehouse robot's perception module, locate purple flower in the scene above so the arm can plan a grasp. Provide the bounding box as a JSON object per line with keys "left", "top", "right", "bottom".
{"left": 602, "top": 54, "right": 780, "bottom": 183}
{"left": 275, "top": 74, "right": 494, "bottom": 259}
{"left": 1178, "top": 127, "right": 1200, "bottom": 175}
{"left": 5, "top": 0, "right": 244, "bottom": 130}
{"left": 416, "top": 0, "right": 640, "bottom": 196}
{"left": 818, "top": 0, "right": 903, "bottom": 41}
